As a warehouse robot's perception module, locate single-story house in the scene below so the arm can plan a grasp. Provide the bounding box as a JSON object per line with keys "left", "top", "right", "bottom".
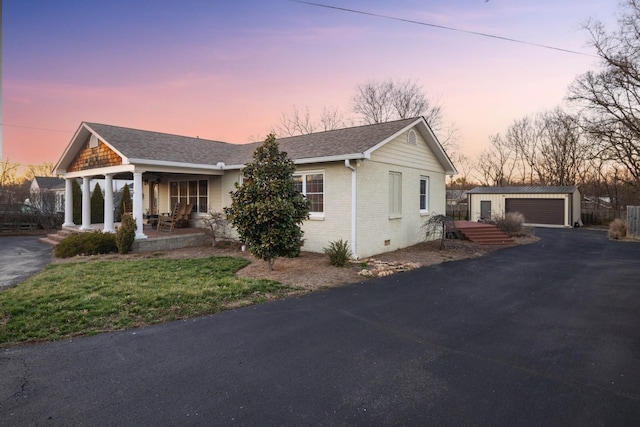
{"left": 467, "top": 186, "right": 581, "bottom": 227}
{"left": 53, "top": 117, "right": 457, "bottom": 258}
{"left": 29, "top": 176, "right": 66, "bottom": 213}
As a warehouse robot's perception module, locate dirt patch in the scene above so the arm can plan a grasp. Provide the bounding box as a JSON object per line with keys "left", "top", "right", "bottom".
{"left": 52, "top": 236, "right": 538, "bottom": 292}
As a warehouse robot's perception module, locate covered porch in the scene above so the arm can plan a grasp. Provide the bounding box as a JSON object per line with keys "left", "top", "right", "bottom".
{"left": 53, "top": 122, "right": 230, "bottom": 243}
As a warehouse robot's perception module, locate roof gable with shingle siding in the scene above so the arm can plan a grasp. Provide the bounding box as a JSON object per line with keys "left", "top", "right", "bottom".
{"left": 86, "top": 123, "right": 242, "bottom": 166}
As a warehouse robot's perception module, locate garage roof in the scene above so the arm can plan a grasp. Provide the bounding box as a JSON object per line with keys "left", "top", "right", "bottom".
{"left": 467, "top": 186, "right": 578, "bottom": 194}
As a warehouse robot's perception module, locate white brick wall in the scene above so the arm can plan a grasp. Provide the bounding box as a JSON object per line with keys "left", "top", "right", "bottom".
{"left": 150, "top": 126, "right": 450, "bottom": 259}
{"left": 354, "top": 130, "right": 448, "bottom": 258}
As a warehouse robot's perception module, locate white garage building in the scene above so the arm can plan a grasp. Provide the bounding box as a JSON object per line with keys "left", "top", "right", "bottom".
{"left": 467, "top": 186, "right": 581, "bottom": 227}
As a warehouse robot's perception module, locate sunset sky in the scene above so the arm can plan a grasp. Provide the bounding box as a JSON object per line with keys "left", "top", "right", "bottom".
{"left": 2, "top": 0, "right": 619, "bottom": 171}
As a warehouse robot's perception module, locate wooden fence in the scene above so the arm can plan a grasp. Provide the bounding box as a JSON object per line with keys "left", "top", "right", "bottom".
{"left": 628, "top": 206, "right": 640, "bottom": 239}
{"left": 581, "top": 208, "right": 626, "bottom": 226}
{"left": 446, "top": 206, "right": 468, "bottom": 220}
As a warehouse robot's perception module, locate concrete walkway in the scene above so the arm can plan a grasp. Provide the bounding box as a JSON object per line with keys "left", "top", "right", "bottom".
{"left": 1, "top": 228, "right": 639, "bottom": 426}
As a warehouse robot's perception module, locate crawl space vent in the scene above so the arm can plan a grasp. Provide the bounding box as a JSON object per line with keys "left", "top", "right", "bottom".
{"left": 89, "top": 134, "right": 99, "bottom": 149}
{"left": 407, "top": 130, "right": 417, "bottom": 145}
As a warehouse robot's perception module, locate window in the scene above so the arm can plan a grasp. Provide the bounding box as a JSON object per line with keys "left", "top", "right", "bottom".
{"left": 169, "top": 179, "right": 208, "bottom": 213}
{"left": 389, "top": 171, "right": 402, "bottom": 218}
{"left": 293, "top": 172, "right": 324, "bottom": 216}
{"left": 420, "top": 176, "right": 429, "bottom": 213}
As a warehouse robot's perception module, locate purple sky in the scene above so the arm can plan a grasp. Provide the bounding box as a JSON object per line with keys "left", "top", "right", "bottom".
{"left": 2, "top": 0, "right": 618, "bottom": 169}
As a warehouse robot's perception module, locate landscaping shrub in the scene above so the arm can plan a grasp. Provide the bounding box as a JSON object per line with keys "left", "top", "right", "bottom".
{"left": 608, "top": 218, "right": 627, "bottom": 239}
{"left": 116, "top": 213, "right": 137, "bottom": 254}
{"left": 55, "top": 231, "right": 118, "bottom": 258}
{"left": 421, "top": 214, "right": 455, "bottom": 249}
{"left": 324, "top": 239, "right": 352, "bottom": 267}
{"left": 72, "top": 179, "right": 82, "bottom": 225}
{"left": 494, "top": 212, "right": 525, "bottom": 236}
{"left": 202, "top": 211, "right": 231, "bottom": 246}
{"left": 116, "top": 184, "right": 132, "bottom": 222}
{"left": 91, "top": 182, "right": 104, "bottom": 224}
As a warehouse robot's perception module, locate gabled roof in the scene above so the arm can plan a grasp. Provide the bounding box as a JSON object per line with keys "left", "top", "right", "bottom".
{"left": 467, "top": 186, "right": 578, "bottom": 194}
{"left": 55, "top": 117, "right": 456, "bottom": 174}
{"left": 256, "top": 118, "right": 417, "bottom": 161}
{"left": 33, "top": 176, "right": 65, "bottom": 190}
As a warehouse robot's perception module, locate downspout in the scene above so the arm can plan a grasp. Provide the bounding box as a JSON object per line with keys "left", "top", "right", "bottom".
{"left": 345, "top": 159, "right": 358, "bottom": 259}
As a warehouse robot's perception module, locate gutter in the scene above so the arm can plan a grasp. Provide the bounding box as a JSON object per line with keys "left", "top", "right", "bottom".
{"left": 344, "top": 159, "right": 358, "bottom": 259}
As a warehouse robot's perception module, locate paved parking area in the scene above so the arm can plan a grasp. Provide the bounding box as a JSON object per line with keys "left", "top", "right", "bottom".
{"left": 1, "top": 228, "right": 639, "bottom": 426}
{"left": 0, "top": 236, "right": 52, "bottom": 290}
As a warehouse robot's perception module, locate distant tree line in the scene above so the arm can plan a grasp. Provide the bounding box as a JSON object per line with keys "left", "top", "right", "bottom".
{"left": 465, "top": 0, "right": 640, "bottom": 209}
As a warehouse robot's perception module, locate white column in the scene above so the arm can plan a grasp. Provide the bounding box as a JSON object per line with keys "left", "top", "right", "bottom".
{"left": 133, "top": 172, "right": 147, "bottom": 239}
{"left": 103, "top": 174, "right": 115, "bottom": 233}
{"left": 63, "top": 178, "right": 75, "bottom": 227}
{"left": 80, "top": 176, "right": 92, "bottom": 230}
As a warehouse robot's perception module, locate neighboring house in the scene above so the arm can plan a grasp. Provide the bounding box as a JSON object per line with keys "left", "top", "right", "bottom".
{"left": 467, "top": 186, "right": 581, "bottom": 227}
{"left": 53, "top": 117, "right": 457, "bottom": 258}
{"left": 30, "top": 176, "right": 66, "bottom": 213}
{"left": 446, "top": 189, "right": 468, "bottom": 206}
{"left": 582, "top": 196, "right": 613, "bottom": 210}
{"left": 446, "top": 189, "right": 469, "bottom": 220}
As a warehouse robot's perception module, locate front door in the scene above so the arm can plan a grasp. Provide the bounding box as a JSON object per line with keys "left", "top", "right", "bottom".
{"left": 480, "top": 200, "right": 491, "bottom": 220}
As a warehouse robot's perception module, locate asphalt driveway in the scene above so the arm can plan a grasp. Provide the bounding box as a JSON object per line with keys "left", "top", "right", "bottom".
{"left": 2, "top": 228, "right": 639, "bottom": 426}
{"left": 0, "top": 236, "right": 52, "bottom": 290}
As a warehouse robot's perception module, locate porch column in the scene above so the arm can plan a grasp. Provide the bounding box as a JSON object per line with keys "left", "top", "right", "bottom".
{"left": 80, "top": 176, "right": 92, "bottom": 230}
{"left": 133, "top": 171, "right": 147, "bottom": 239}
{"left": 103, "top": 174, "right": 115, "bottom": 233}
{"left": 63, "top": 178, "right": 74, "bottom": 227}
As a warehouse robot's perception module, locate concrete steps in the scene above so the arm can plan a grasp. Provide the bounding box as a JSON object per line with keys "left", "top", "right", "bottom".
{"left": 39, "top": 229, "right": 76, "bottom": 247}
{"left": 453, "top": 221, "right": 515, "bottom": 247}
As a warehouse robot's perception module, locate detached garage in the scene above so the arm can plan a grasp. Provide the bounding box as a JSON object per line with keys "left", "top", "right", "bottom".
{"left": 467, "top": 186, "right": 581, "bottom": 227}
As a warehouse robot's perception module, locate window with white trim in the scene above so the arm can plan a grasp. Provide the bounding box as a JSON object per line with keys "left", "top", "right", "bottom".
{"left": 169, "top": 179, "right": 208, "bottom": 213}
{"left": 420, "top": 176, "right": 429, "bottom": 213}
{"left": 389, "top": 171, "right": 402, "bottom": 218}
{"left": 293, "top": 172, "right": 324, "bottom": 216}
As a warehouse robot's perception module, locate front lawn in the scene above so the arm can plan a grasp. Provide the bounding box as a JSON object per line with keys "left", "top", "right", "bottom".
{"left": 0, "top": 256, "right": 294, "bottom": 347}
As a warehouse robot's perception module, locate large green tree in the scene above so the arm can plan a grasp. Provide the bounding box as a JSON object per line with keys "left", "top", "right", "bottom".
{"left": 224, "top": 134, "right": 309, "bottom": 271}
{"left": 91, "top": 182, "right": 104, "bottom": 223}
{"left": 72, "top": 179, "right": 82, "bottom": 224}
{"left": 117, "top": 184, "right": 132, "bottom": 222}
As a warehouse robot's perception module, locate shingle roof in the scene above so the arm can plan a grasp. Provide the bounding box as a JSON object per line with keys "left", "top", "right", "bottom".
{"left": 85, "top": 123, "right": 247, "bottom": 166}
{"left": 33, "top": 176, "right": 65, "bottom": 189}
{"left": 85, "top": 118, "right": 419, "bottom": 166}
{"left": 260, "top": 118, "right": 418, "bottom": 161}
{"left": 467, "top": 186, "right": 578, "bottom": 194}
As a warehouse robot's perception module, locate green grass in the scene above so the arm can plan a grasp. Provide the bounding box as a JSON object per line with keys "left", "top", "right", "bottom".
{"left": 0, "top": 256, "right": 294, "bottom": 347}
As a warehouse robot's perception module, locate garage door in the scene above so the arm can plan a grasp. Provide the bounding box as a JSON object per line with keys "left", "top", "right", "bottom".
{"left": 505, "top": 198, "right": 564, "bottom": 225}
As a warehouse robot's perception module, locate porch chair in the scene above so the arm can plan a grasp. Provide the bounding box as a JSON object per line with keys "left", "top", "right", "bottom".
{"left": 157, "top": 202, "right": 182, "bottom": 233}
{"left": 176, "top": 203, "right": 194, "bottom": 228}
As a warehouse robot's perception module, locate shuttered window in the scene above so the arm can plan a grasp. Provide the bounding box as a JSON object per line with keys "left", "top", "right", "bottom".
{"left": 389, "top": 172, "right": 402, "bottom": 218}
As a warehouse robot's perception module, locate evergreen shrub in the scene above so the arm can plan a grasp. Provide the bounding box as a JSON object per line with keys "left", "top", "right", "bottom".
{"left": 116, "top": 213, "right": 137, "bottom": 254}
{"left": 55, "top": 232, "right": 118, "bottom": 258}
{"left": 324, "top": 239, "right": 352, "bottom": 267}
